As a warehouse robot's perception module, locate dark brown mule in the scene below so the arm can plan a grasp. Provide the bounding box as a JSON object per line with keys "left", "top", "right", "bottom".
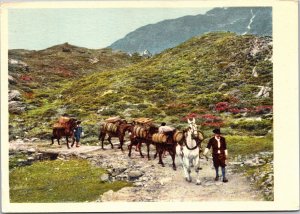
{"left": 51, "top": 118, "right": 77, "bottom": 149}
{"left": 99, "top": 120, "right": 132, "bottom": 151}
{"left": 154, "top": 130, "right": 181, "bottom": 171}
{"left": 128, "top": 124, "right": 158, "bottom": 160}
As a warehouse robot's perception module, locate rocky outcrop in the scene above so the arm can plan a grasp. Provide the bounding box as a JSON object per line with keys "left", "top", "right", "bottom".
{"left": 256, "top": 86, "right": 271, "bottom": 98}
{"left": 8, "top": 58, "right": 29, "bottom": 72}
{"left": 8, "top": 75, "right": 17, "bottom": 85}
{"left": 9, "top": 90, "right": 26, "bottom": 114}
{"left": 9, "top": 90, "right": 22, "bottom": 101}
{"left": 9, "top": 101, "right": 26, "bottom": 114}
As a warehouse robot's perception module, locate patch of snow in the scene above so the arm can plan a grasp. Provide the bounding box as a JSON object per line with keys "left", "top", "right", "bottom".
{"left": 242, "top": 9, "right": 256, "bottom": 35}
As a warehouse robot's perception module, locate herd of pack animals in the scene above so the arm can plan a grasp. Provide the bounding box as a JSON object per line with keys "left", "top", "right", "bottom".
{"left": 51, "top": 116, "right": 205, "bottom": 185}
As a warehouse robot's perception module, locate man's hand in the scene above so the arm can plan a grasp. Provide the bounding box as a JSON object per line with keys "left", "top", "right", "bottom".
{"left": 225, "top": 156, "right": 229, "bottom": 165}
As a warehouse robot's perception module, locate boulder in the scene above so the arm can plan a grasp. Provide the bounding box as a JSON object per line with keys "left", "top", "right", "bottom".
{"left": 100, "top": 173, "right": 110, "bottom": 182}
{"left": 252, "top": 66, "right": 258, "bottom": 77}
{"left": 9, "top": 90, "right": 22, "bottom": 101}
{"left": 27, "top": 157, "right": 35, "bottom": 162}
{"left": 8, "top": 75, "right": 17, "bottom": 85}
{"left": 8, "top": 58, "right": 29, "bottom": 72}
{"left": 27, "top": 148, "right": 36, "bottom": 154}
{"left": 128, "top": 170, "right": 143, "bottom": 180}
{"left": 256, "top": 86, "right": 271, "bottom": 98}
{"left": 9, "top": 101, "right": 26, "bottom": 114}
{"left": 218, "top": 83, "right": 228, "bottom": 91}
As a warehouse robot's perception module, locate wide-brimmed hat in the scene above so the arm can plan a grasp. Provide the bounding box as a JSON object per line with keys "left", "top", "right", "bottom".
{"left": 213, "top": 128, "right": 221, "bottom": 134}
{"left": 76, "top": 120, "right": 82, "bottom": 125}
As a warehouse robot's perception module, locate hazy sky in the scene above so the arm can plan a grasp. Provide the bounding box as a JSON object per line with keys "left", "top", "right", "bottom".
{"left": 8, "top": 8, "right": 212, "bottom": 50}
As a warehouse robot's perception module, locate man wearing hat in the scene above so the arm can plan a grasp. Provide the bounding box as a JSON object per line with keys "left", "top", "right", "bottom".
{"left": 203, "top": 128, "right": 228, "bottom": 182}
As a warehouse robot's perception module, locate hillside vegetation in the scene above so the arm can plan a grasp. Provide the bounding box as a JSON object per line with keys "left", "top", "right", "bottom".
{"left": 9, "top": 32, "right": 273, "bottom": 143}
{"left": 9, "top": 43, "right": 141, "bottom": 93}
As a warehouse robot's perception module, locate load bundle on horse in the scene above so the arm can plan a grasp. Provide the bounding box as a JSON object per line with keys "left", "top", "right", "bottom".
{"left": 105, "top": 116, "right": 121, "bottom": 123}
{"left": 99, "top": 116, "right": 132, "bottom": 151}
{"left": 173, "top": 130, "right": 184, "bottom": 143}
{"left": 152, "top": 133, "right": 168, "bottom": 143}
{"left": 132, "top": 117, "right": 154, "bottom": 138}
{"left": 53, "top": 116, "right": 71, "bottom": 129}
{"left": 103, "top": 122, "right": 118, "bottom": 133}
{"left": 133, "top": 126, "right": 148, "bottom": 138}
{"left": 101, "top": 116, "right": 123, "bottom": 133}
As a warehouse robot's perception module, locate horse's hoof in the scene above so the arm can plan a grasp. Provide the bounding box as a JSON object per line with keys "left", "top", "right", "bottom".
{"left": 185, "top": 177, "right": 192, "bottom": 182}
{"left": 196, "top": 182, "right": 201, "bottom": 185}
{"left": 141, "top": 156, "right": 144, "bottom": 158}
{"left": 173, "top": 167, "right": 177, "bottom": 171}
{"left": 102, "top": 148, "right": 106, "bottom": 150}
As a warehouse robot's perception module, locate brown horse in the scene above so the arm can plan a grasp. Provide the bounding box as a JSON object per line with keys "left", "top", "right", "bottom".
{"left": 128, "top": 124, "right": 158, "bottom": 160}
{"left": 51, "top": 118, "right": 77, "bottom": 149}
{"left": 154, "top": 130, "right": 182, "bottom": 171}
{"left": 98, "top": 120, "right": 132, "bottom": 151}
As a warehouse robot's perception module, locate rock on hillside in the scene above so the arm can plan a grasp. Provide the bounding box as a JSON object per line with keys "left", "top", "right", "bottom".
{"left": 109, "top": 7, "right": 272, "bottom": 54}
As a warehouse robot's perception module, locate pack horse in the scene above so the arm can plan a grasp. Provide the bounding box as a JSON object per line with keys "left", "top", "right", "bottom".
{"left": 176, "top": 118, "right": 204, "bottom": 184}
{"left": 51, "top": 116, "right": 77, "bottom": 149}
{"left": 99, "top": 116, "right": 132, "bottom": 151}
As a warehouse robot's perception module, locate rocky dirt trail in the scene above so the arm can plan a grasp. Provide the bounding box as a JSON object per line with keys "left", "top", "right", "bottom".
{"left": 9, "top": 139, "right": 264, "bottom": 202}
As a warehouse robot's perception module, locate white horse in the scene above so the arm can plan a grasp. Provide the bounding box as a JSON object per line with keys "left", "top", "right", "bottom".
{"left": 176, "top": 118, "right": 203, "bottom": 185}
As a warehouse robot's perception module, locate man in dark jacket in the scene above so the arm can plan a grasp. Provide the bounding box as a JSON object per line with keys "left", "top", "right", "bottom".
{"left": 73, "top": 121, "right": 84, "bottom": 147}
{"left": 203, "top": 128, "right": 228, "bottom": 182}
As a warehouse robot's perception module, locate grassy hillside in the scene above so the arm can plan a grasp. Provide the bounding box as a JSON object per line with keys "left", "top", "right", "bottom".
{"left": 9, "top": 32, "right": 273, "bottom": 141}
{"left": 9, "top": 43, "right": 142, "bottom": 93}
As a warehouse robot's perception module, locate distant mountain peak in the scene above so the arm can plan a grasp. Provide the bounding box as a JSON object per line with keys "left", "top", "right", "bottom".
{"left": 108, "top": 7, "right": 272, "bottom": 54}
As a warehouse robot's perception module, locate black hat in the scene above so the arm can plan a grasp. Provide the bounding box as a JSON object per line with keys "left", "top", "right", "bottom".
{"left": 76, "top": 120, "right": 82, "bottom": 125}
{"left": 213, "top": 128, "right": 221, "bottom": 134}
{"left": 161, "top": 122, "right": 166, "bottom": 126}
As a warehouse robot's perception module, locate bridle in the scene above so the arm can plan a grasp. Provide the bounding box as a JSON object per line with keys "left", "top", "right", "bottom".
{"left": 183, "top": 124, "right": 202, "bottom": 150}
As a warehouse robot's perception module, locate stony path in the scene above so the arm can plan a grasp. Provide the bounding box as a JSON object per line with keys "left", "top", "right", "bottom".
{"left": 9, "top": 140, "right": 264, "bottom": 202}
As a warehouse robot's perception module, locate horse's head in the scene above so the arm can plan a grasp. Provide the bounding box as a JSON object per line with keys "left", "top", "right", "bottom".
{"left": 187, "top": 118, "right": 198, "bottom": 136}
{"left": 65, "top": 118, "right": 77, "bottom": 132}
{"left": 70, "top": 118, "right": 78, "bottom": 126}
{"left": 148, "top": 124, "right": 159, "bottom": 134}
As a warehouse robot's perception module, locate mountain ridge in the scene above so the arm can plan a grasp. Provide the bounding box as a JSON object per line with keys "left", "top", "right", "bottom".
{"left": 109, "top": 7, "right": 272, "bottom": 54}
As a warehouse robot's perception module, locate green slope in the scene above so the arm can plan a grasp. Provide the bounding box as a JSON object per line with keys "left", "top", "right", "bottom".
{"left": 10, "top": 32, "right": 273, "bottom": 140}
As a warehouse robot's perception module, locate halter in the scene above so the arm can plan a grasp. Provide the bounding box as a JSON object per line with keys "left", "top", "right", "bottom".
{"left": 184, "top": 130, "right": 202, "bottom": 150}
{"left": 183, "top": 122, "right": 202, "bottom": 150}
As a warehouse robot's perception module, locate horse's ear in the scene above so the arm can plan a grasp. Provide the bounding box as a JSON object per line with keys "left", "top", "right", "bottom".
{"left": 187, "top": 118, "right": 191, "bottom": 123}
{"left": 192, "top": 118, "right": 196, "bottom": 123}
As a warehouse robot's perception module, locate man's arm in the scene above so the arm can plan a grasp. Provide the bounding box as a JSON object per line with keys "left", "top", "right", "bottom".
{"left": 203, "top": 139, "right": 212, "bottom": 156}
